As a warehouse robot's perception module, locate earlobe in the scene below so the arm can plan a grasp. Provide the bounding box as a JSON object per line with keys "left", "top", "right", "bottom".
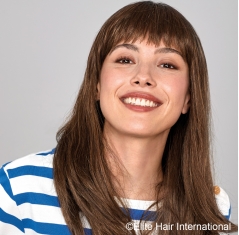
{"left": 182, "top": 94, "right": 190, "bottom": 114}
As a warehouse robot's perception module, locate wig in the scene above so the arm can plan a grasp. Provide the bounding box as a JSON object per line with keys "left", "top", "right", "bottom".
{"left": 53, "top": 1, "right": 237, "bottom": 234}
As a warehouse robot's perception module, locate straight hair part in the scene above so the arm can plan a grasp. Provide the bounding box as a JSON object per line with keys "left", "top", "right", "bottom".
{"left": 53, "top": 1, "right": 237, "bottom": 234}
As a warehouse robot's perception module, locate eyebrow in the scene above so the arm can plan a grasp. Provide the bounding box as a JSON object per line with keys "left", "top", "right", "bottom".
{"left": 110, "top": 43, "right": 182, "bottom": 57}
{"left": 155, "top": 47, "right": 182, "bottom": 56}
{"left": 110, "top": 44, "right": 139, "bottom": 53}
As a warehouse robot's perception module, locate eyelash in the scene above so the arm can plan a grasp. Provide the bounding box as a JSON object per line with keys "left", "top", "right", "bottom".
{"left": 115, "top": 57, "right": 177, "bottom": 69}
{"left": 160, "top": 63, "right": 177, "bottom": 69}
{"left": 116, "top": 56, "right": 133, "bottom": 64}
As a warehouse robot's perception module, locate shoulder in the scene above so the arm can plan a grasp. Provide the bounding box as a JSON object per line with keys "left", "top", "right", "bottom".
{"left": 0, "top": 149, "right": 56, "bottom": 198}
{"left": 0, "top": 149, "right": 70, "bottom": 234}
{"left": 0, "top": 148, "right": 56, "bottom": 197}
{"left": 214, "top": 186, "right": 231, "bottom": 220}
{"left": 2, "top": 149, "right": 55, "bottom": 172}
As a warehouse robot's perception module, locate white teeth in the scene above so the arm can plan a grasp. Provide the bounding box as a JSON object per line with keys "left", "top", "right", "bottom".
{"left": 141, "top": 99, "right": 145, "bottom": 106}
{"left": 123, "top": 97, "right": 158, "bottom": 107}
{"left": 135, "top": 98, "right": 141, "bottom": 105}
{"left": 124, "top": 98, "right": 130, "bottom": 104}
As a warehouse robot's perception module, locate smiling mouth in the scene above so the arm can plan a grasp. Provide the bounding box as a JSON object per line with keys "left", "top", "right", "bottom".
{"left": 122, "top": 97, "right": 159, "bottom": 107}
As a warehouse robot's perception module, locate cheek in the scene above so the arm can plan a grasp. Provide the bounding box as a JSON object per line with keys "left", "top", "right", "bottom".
{"left": 162, "top": 74, "right": 189, "bottom": 101}
{"left": 99, "top": 67, "right": 125, "bottom": 97}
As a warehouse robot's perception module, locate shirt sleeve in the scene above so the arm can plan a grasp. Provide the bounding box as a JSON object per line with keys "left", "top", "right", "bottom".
{"left": 0, "top": 165, "right": 25, "bottom": 234}
{"left": 215, "top": 186, "right": 231, "bottom": 220}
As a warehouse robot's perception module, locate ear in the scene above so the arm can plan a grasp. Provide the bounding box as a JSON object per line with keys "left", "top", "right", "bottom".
{"left": 96, "top": 82, "right": 101, "bottom": 100}
{"left": 181, "top": 93, "right": 190, "bottom": 114}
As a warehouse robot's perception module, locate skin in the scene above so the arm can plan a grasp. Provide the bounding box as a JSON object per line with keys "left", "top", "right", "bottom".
{"left": 97, "top": 40, "right": 190, "bottom": 200}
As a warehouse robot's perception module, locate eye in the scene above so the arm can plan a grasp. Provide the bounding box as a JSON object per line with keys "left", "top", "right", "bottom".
{"left": 160, "top": 63, "right": 176, "bottom": 69}
{"left": 116, "top": 57, "right": 133, "bottom": 64}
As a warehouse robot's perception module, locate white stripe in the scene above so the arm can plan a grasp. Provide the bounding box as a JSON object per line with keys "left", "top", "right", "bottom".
{"left": 0, "top": 184, "right": 22, "bottom": 221}
{"left": 3, "top": 152, "right": 53, "bottom": 171}
{"left": 19, "top": 203, "right": 66, "bottom": 225}
{"left": 80, "top": 212, "right": 91, "bottom": 229}
{"left": 25, "top": 228, "right": 44, "bottom": 235}
{"left": 115, "top": 197, "right": 158, "bottom": 211}
{"left": 10, "top": 175, "right": 56, "bottom": 196}
{"left": 215, "top": 187, "right": 230, "bottom": 216}
{"left": 0, "top": 222, "right": 25, "bottom": 235}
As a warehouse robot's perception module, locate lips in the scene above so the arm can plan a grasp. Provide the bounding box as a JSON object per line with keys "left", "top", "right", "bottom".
{"left": 120, "top": 92, "right": 163, "bottom": 111}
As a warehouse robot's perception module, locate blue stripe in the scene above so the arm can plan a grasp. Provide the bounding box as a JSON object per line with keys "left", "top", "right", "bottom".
{"left": 36, "top": 149, "right": 55, "bottom": 156}
{"left": 84, "top": 228, "right": 93, "bottom": 235}
{"left": 224, "top": 205, "right": 231, "bottom": 220}
{"left": 23, "top": 218, "right": 71, "bottom": 235}
{"left": 2, "top": 161, "right": 11, "bottom": 167}
{"left": 0, "top": 167, "right": 15, "bottom": 201}
{"left": 7, "top": 166, "right": 53, "bottom": 179}
{"left": 0, "top": 208, "right": 24, "bottom": 232}
{"left": 15, "top": 192, "right": 60, "bottom": 207}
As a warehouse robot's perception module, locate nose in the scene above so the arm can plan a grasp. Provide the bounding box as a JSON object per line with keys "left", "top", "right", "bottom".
{"left": 130, "top": 64, "right": 156, "bottom": 88}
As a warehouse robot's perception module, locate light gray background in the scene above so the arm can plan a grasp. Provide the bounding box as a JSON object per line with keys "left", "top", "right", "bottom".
{"left": 0, "top": 0, "right": 237, "bottom": 229}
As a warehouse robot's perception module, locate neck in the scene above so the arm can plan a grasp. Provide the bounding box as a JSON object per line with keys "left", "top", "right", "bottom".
{"left": 104, "top": 124, "right": 169, "bottom": 201}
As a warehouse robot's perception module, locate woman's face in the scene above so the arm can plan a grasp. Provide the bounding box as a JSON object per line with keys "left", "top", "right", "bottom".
{"left": 97, "top": 40, "right": 190, "bottom": 139}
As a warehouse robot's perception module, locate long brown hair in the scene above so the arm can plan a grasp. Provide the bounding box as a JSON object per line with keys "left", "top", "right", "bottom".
{"left": 53, "top": 1, "right": 237, "bottom": 234}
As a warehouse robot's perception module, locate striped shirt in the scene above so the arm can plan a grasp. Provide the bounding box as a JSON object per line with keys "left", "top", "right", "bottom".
{"left": 0, "top": 149, "right": 231, "bottom": 234}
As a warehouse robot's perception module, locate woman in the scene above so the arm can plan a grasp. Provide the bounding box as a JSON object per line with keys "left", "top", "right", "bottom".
{"left": 0, "top": 1, "right": 237, "bottom": 235}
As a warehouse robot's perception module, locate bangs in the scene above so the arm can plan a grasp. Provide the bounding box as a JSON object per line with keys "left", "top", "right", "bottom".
{"left": 98, "top": 2, "right": 196, "bottom": 64}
